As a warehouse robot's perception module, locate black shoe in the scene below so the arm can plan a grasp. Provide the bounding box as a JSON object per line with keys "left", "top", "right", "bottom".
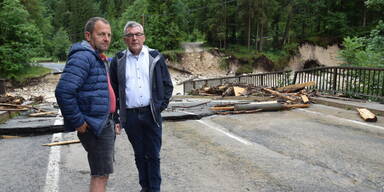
{"left": 140, "top": 188, "right": 148, "bottom": 192}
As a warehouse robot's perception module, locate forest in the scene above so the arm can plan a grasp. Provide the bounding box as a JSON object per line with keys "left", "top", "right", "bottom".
{"left": 0, "top": 0, "right": 383, "bottom": 79}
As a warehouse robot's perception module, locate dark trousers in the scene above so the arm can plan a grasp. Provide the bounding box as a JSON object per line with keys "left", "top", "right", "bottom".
{"left": 124, "top": 107, "right": 162, "bottom": 192}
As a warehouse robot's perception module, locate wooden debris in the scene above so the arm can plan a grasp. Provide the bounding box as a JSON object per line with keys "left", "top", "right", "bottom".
{"left": 356, "top": 108, "right": 377, "bottom": 122}
{"left": 172, "top": 101, "right": 211, "bottom": 109}
{"left": 42, "top": 139, "right": 81, "bottom": 146}
{"left": 283, "top": 104, "right": 310, "bottom": 109}
{"left": 233, "top": 86, "right": 247, "bottom": 96}
{"left": 301, "top": 95, "right": 309, "bottom": 103}
{"left": 234, "top": 102, "right": 283, "bottom": 111}
{"left": 221, "top": 86, "right": 233, "bottom": 97}
{"left": 0, "top": 94, "right": 25, "bottom": 104}
{"left": 262, "top": 88, "right": 297, "bottom": 101}
{"left": 277, "top": 81, "right": 316, "bottom": 93}
{"left": 0, "top": 103, "right": 29, "bottom": 111}
{"left": 216, "top": 109, "right": 262, "bottom": 115}
{"left": 210, "top": 106, "right": 235, "bottom": 111}
{"left": 29, "top": 111, "right": 57, "bottom": 117}
{"left": 0, "top": 135, "right": 21, "bottom": 139}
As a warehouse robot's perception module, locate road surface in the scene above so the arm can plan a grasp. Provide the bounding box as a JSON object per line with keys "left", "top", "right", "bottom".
{"left": 1, "top": 104, "right": 384, "bottom": 192}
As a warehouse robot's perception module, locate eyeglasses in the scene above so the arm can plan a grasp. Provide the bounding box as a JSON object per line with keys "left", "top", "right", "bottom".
{"left": 124, "top": 33, "right": 144, "bottom": 38}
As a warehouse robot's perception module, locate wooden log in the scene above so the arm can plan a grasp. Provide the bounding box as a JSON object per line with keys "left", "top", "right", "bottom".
{"left": 262, "top": 88, "right": 297, "bottom": 101}
{"left": 0, "top": 135, "right": 21, "bottom": 139}
{"left": 233, "top": 86, "right": 247, "bottom": 96}
{"left": 222, "top": 87, "right": 234, "bottom": 96}
{"left": 234, "top": 102, "right": 284, "bottom": 111}
{"left": 283, "top": 104, "right": 310, "bottom": 109}
{"left": 210, "top": 106, "right": 235, "bottom": 111}
{"left": 301, "top": 95, "right": 309, "bottom": 103}
{"left": 218, "top": 85, "right": 229, "bottom": 91}
{"left": 0, "top": 108, "right": 29, "bottom": 111}
{"left": 216, "top": 109, "right": 262, "bottom": 115}
{"left": 276, "top": 81, "right": 316, "bottom": 93}
{"left": 29, "top": 111, "right": 57, "bottom": 117}
{"left": 42, "top": 140, "right": 81, "bottom": 146}
{"left": 356, "top": 108, "right": 377, "bottom": 122}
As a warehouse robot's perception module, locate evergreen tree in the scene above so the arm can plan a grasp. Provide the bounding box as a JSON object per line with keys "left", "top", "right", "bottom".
{"left": 20, "top": 0, "right": 53, "bottom": 56}
{"left": 0, "top": 0, "right": 43, "bottom": 78}
{"left": 51, "top": 28, "right": 71, "bottom": 61}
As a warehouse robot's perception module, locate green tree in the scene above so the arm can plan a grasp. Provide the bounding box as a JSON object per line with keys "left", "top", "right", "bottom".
{"left": 53, "top": 0, "right": 99, "bottom": 42}
{"left": 21, "top": 0, "right": 53, "bottom": 56}
{"left": 120, "top": 0, "right": 187, "bottom": 51}
{"left": 340, "top": 20, "right": 384, "bottom": 67}
{"left": 0, "top": 0, "right": 43, "bottom": 79}
{"left": 51, "top": 28, "right": 72, "bottom": 61}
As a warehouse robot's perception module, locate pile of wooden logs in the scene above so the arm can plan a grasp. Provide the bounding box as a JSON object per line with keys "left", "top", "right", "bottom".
{"left": 206, "top": 81, "right": 316, "bottom": 114}
{"left": 0, "top": 94, "right": 57, "bottom": 117}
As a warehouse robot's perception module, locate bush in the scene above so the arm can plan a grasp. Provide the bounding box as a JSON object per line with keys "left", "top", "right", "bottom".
{"left": 340, "top": 20, "right": 384, "bottom": 67}
{"left": 0, "top": 0, "right": 43, "bottom": 79}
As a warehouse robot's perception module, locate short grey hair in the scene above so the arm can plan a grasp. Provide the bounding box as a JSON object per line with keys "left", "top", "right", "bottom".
{"left": 123, "top": 21, "right": 144, "bottom": 35}
{"left": 84, "top": 17, "right": 110, "bottom": 34}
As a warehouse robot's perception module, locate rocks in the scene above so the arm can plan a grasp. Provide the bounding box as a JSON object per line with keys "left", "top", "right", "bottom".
{"left": 6, "top": 74, "right": 60, "bottom": 104}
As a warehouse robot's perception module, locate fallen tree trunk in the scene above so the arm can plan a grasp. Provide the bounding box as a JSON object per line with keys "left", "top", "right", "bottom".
{"left": 234, "top": 102, "right": 284, "bottom": 111}
{"left": 356, "top": 108, "right": 377, "bottom": 122}
{"left": 210, "top": 106, "right": 235, "bottom": 111}
{"left": 277, "top": 81, "right": 316, "bottom": 93}
{"left": 216, "top": 109, "right": 262, "bottom": 115}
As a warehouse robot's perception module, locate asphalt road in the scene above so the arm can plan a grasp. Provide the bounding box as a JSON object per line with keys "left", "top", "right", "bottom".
{"left": 38, "top": 62, "right": 65, "bottom": 73}
{"left": 1, "top": 104, "right": 384, "bottom": 192}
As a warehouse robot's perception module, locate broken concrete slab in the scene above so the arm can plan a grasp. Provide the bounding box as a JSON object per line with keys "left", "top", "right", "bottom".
{"left": 0, "top": 116, "right": 63, "bottom": 135}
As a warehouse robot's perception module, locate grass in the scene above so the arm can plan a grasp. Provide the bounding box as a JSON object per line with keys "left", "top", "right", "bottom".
{"left": 12, "top": 65, "right": 52, "bottom": 83}
{"left": 162, "top": 49, "right": 185, "bottom": 63}
{"left": 31, "top": 57, "right": 55, "bottom": 62}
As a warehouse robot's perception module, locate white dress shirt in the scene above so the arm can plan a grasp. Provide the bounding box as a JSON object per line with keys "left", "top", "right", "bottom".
{"left": 125, "top": 46, "right": 151, "bottom": 108}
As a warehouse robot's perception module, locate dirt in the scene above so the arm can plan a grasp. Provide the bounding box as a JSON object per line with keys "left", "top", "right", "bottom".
{"left": 288, "top": 43, "right": 344, "bottom": 70}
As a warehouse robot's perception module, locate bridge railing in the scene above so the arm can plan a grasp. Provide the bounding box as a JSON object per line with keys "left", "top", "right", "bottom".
{"left": 183, "top": 66, "right": 384, "bottom": 101}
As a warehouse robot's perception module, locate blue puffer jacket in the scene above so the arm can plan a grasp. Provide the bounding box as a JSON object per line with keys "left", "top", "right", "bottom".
{"left": 55, "top": 41, "right": 110, "bottom": 136}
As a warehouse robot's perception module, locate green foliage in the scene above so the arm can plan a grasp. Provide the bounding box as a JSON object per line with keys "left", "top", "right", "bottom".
{"left": 11, "top": 65, "right": 51, "bottom": 83}
{"left": 186, "top": 28, "right": 206, "bottom": 42}
{"left": 119, "top": 0, "right": 187, "bottom": 51}
{"left": 0, "top": 0, "right": 43, "bottom": 79}
{"left": 262, "top": 50, "right": 289, "bottom": 70}
{"left": 340, "top": 20, "right": 384, "bottom": 67}
{"left": 236, "top": 64, "right": 253, "bottom": 74}
{"left": 162, "top": 49, "right": 184, "bottom": 63}
{"left": 365, "top": 0, "right": 384, "bottom": 8}
{"left": 282, "top": 42, "right": 299, "bottom": 56}
{"left": 53, "top": 0, "right": 100, "bottom": 42}
{"left": 50, "top": 28, "right": 71, "bottom": 61}
{"left": 21, "top": 0, "right": 53, "bottom": 56}
{"left": 219, "top": 58, "right": 230, "bottom": 70}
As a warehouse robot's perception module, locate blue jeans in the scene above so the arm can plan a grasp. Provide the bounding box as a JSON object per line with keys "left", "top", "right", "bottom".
{"left": 124, "top": 107, "right": 162, "bottom": 192}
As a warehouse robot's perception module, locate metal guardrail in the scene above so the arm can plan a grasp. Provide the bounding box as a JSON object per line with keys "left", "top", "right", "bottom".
{"left": 183, "top": 66, "right": 384, "bottom": 101}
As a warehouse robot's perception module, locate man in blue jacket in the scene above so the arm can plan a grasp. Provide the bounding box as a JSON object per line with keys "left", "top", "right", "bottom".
{"left": 55, "top": 17, "right": 118, "bottom": 192}
{"left": 110, "top": 21, "right": 173, "bottom": 192}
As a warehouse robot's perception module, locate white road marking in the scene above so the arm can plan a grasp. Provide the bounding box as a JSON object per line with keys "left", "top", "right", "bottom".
{"left": 43, "top": 132, "right": 62, "bottom": 192}
{"left": 197, "top": 119, "right": 252, "bottom": 145}
{"left": 298, "top": 108, "right": 384, "bottom": 131}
